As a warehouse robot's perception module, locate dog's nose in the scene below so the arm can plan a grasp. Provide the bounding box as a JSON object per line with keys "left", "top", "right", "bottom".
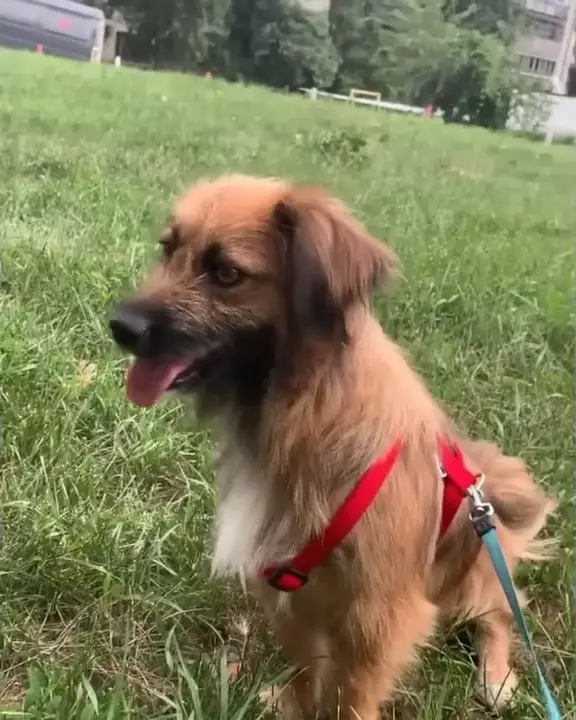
{"left": 110, "top": 301, "right": 153, "bottom": 355}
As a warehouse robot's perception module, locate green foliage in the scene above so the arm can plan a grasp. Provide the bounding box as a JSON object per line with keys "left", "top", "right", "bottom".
{"left": 328, "top": 0, "right": 395, "bottom": 94}
{"left": 100, "top": 0, "right": 337, "bottom": 87}
{"left": 230, "top": 0, "right": 338, "bottom": 88}
{"left": 379, "top": 0, "right": 538, "bottom": 129}
{"left": 442, "top": 0, "right": 522, "bottom": 36}
{"left": 88, "top": 0, "right": 232, "bottom": 70}
{"left": 379, "top": 0, "right": 471, "bottom": 101}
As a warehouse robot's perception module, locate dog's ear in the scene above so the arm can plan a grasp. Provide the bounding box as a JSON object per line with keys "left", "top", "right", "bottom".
{"left": 274, "top": 193, "right": 346, "bottom": 349}
{"left": 274, "top": 186, "right": 398, "bottom": 346}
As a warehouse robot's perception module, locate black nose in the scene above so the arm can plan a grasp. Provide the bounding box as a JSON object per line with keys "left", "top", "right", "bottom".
{"left": 110, "top": 301, "right": 153, "bottom": 355}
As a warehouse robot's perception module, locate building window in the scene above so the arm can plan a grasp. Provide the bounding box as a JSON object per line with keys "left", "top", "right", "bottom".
{"left": 519, "top": 54, "right": 556, "bottom": 76}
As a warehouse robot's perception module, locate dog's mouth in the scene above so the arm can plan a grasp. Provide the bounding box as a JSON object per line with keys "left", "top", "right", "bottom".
{"left": 125, "top": 345, "right": 220, "bottom": 408}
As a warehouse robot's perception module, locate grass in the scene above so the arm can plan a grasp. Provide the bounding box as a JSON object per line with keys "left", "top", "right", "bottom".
{"left": 0, "top": 49, "right": 573, "bottom": 719}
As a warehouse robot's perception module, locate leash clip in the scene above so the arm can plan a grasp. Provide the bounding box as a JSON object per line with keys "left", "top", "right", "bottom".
{"left": 467, "top": 475, "right": 495, "bottom": 537}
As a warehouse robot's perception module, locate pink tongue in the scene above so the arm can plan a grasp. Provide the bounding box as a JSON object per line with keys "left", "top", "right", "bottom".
{"left": 126, "top": 358, "right": 193, "bottom": 407}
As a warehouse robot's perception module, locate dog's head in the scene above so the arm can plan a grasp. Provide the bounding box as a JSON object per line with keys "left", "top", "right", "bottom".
{"left": 110, "top": 174, "right": 398, "bottom": 410}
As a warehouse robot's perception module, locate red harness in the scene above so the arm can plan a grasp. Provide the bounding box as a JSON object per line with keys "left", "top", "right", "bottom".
{"left": 260, "top": 437, "right": 481, "bottom": 592}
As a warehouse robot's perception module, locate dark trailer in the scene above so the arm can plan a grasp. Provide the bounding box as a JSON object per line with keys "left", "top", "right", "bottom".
{"left": 0, "top": 0, "right": 105, "bottom": 62}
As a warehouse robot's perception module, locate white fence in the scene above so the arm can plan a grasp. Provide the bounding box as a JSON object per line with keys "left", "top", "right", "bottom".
{"left": 298, "top": 88, "right": 443, "bottom": 117}
{"left": 299, "top": 87, "right": 576, "bottom": 140}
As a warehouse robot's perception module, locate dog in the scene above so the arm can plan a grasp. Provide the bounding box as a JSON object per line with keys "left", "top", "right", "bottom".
{"left": 110, "top": 174, "right": 557, "bottom": 719}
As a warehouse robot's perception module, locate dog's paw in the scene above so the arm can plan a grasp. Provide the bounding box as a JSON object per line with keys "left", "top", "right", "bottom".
{"left": 259, "top": 686, "right": 307, "bottom": 719}
{"left": 477, "top": 671, "right": 518, "bottom": 711}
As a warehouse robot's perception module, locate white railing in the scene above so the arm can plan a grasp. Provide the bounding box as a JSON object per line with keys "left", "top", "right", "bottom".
{"left": 298, "top": 87, "right": 443, "bottom": 117}
{"left": 300, "top": 86, "right": 576, "bottom": 140}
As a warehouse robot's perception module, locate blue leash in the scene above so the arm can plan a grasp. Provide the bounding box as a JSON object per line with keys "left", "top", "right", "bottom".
{"left": 468, "top": 484, "right": 562, "bottom": 720}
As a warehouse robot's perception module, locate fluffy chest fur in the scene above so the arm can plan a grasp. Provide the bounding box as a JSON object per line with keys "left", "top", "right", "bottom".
{"left": 211, "top": 444, "right": 299, "bottom": 581}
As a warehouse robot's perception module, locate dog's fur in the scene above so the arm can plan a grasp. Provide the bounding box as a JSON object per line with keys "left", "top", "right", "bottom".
{"left": 110, "top": 174, "right": 557, "bottom": 719}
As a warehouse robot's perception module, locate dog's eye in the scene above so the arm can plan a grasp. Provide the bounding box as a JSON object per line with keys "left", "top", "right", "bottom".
{"left": 160, "top": 225, "right": 179, "bottom": 258}
{"left": 211, "top": 262, "right": 242, "bottom": 287}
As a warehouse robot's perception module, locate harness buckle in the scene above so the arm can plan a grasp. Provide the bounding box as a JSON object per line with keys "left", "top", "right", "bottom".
{"left": 266, "top": 567, "right": 309, "bottom": 593}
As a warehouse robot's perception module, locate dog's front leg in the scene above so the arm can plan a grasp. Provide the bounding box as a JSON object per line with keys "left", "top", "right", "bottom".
{"left": 268, "top": 611, "right": 329, "bottom": 719}
{"left": 327, "top": 591, "right": 438, "bottom": 719}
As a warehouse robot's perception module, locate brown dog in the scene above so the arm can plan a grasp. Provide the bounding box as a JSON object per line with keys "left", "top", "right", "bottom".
{"left": 110, "top": 174, "right": 557, "bottom": 719}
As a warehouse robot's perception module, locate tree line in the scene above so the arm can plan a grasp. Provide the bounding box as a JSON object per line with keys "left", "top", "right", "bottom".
{"left": 90, "top": 0, "right": 556, "bottom": 130}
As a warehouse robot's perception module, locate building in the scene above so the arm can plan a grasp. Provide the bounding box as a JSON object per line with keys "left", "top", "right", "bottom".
{"left": 102, "top": 9, "right": 128, "bottom": 63}
{"left": 516, "top": 0, "right": 576, "bottom": 93}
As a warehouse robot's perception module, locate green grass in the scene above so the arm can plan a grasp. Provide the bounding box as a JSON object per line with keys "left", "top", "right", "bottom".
{"left": 0, "top": 49, "right": 573, "bottom": 719}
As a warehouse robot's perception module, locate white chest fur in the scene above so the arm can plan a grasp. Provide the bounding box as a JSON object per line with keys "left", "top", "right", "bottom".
{"left": 210, "top": 440, "right": 304, "bottom": 590}
{"left": 211, "top": 445, "right": 274, "bottom": 579}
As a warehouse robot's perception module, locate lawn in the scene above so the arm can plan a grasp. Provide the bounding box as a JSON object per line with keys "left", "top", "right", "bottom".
{"left": 0, "top": 49, "right": 573, "bottom": 719}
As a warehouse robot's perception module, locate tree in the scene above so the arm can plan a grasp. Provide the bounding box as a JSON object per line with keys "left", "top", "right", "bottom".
{"left": 93, "top": 0, "right": 337, "bottom": 87}
{"left": 94, "top": 0, "right": 232, "bottom": 71}
{"left": 380, "top": 0, "right": 536, "bottom": 129}
{"left": 442, "top": 0, "right": 521, "bottom": 36}
{"left": 229, "top": 0, "right": 338, "bottom": 89}
{"left": 328, "top": 0, "right": 396, "bottom": 94}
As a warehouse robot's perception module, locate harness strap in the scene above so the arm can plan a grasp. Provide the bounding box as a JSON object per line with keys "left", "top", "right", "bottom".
{"left": 260, "top": 438, "right": 405, "bottom": 592}
{"left": 261, "top": 436, "right": 477, "bottom": 593}
{"left": 437, "top": 438, "right": 480, "bottom": 534}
